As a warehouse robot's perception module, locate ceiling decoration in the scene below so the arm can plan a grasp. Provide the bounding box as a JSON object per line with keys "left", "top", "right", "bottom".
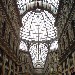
{"left": 17, "top": 0, "right": 59, "bottom": 68}
{"left": 19, "top": 9, "right": 58, "bottom": 68}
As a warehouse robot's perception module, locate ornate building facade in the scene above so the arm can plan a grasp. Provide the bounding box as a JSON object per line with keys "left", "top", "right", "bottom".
{"left": 0, "top": 0, "right": 75, "bottom": 75}
{"left": 55, "top": 0, "right": 75, "bottom": 75}
{"left": 0, "top": 0, "right": 22, "bottom": 75}
{"left": 18, "top": 50, "right": 34, "bottom": 75}
{"left": 44, "top": 50, "right": 59, "bottom": 75}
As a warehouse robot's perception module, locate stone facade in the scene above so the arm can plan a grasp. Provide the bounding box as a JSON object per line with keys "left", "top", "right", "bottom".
{"left": 18, "top": 50, "right": 34, "bottom": 75}
{"left": 55, "top": 0, "right": 75, "bottom": 75}
{"left": 0, "top": 0, "right": 22, "bottom": 75}
{"left": 43, "top": 50, "right": 59, "bottom": 75}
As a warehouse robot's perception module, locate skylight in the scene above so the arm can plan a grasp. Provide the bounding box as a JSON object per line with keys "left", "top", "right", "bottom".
{"left": 19, "top": 9, "right": 58, "bottom": 68}
{"left": 17, "top": 0, "right": 59, "bottom": 68}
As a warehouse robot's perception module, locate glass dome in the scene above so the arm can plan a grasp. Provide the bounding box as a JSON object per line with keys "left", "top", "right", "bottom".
{"left": 17, "top": 0, "right": 59, "bottom": 68}
{"left": 19, "top": 9, "right": 58, "bottom": 68}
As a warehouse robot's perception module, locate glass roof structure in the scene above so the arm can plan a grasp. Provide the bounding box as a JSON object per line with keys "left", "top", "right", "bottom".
{"left": 17, "top": 0, "right": 59, "bottom": 16}
{"left": 17, "top": 0, "right": 59, "bottom": 68}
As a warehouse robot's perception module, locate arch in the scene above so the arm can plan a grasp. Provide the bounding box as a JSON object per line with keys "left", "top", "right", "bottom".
{"left": 20, "top": 1, "right": 57, "bottom": 18}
